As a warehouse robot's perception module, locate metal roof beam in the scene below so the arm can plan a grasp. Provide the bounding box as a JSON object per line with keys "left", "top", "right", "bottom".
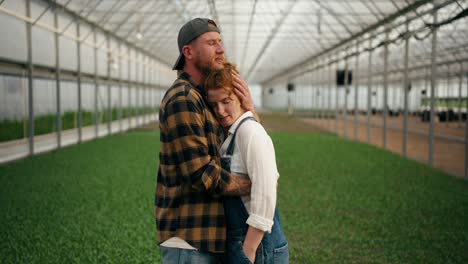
{"left": 261, "top": 0, "right": 445, "bottom": 85}
{"left": 41, "top": 0, "right": 172, "bottom": 67}
{"left": 244, "top": 0, "right": 298, "bottom": 80}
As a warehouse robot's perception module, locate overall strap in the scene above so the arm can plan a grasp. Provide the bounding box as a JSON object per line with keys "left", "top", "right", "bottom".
{"left": 225, "top": 116, "right": 256, "bottom": 156}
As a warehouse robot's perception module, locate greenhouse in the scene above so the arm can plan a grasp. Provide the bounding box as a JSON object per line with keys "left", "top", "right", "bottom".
{"left": 0, "top": 0, "right": 467, "bottom": 263}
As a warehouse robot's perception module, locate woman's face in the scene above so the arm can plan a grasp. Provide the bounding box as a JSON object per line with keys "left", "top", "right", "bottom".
{"left": 207, "top": 88, "right": 244, "bottom": 128}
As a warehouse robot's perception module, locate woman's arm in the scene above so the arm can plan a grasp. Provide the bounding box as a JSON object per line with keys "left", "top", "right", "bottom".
{"left": 237, "top": 123, "right": 279, "bottom": 261}
{"left": 243, "top": 226, "right": 264, "bottom": 262}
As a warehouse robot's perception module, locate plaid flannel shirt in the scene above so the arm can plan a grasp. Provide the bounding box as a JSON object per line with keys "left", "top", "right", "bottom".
{"left": 155, "top": 72, "right": 232, "bottom": 253}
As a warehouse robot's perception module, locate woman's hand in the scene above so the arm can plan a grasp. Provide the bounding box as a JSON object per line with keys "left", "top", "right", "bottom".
{"left": 242, "top": 226, "right": 264, "bottom": 263}
{"left": 242, "top": 243, "right": 256, "bottom": 263}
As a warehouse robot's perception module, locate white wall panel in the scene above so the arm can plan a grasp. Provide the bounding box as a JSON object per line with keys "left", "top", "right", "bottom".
{"left": 80, "top": 24, "right": 94, "bottom": 74}
{"left": 31, "top": 0, "right": 55, "bottom": 66}
{"left": 81, "top": 82, "right": 94, "bottom": 112}
{"left": 33, "top": 77, "right": 55, "bottom": 116}
{"left": 263, "top": 83, "right": 289, "bottom": 109}
{"left": 96, "top": 31, "right": 107, "bottom": 77}
{"left": 3, "top": 0, "right": 26, "bottom": 15}
{"left": 58, "top": 14, "right": 77, "bottom": 71}
{"left": 31, "top": 0, "right": 55, "bottom": 67}
{"left": 120, "top": 48, "right": 128, "bottom": 81}
{"left": 110, "top": 38, "right": 119, "bottom": 79}
{"left": 60, "top": 80, "right": 78, "bottom": 114}
{"left": 0, "top": 75, "right": 28, "bottom": 120}
{"left": 0, "top": 13, "right": 27, "bottom": 62}
{"left": 121, "top": 86, "right": 129, "bottom": 107}
{"left": 130, "top": 49, "right": 136, "bottom": 81}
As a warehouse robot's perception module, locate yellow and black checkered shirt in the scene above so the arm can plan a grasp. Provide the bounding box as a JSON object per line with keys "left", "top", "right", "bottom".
{"left": 155, "top": 72, "right": 232, "bottom": 253}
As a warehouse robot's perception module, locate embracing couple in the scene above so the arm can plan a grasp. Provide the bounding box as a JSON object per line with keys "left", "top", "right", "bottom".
{"left": 155, "top": 18, "right": 289, "bottom": 264}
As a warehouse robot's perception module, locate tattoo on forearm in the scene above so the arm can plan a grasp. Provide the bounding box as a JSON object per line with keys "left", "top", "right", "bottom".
{"left": 224, "top": 177, "right": 251, "bottom": 196}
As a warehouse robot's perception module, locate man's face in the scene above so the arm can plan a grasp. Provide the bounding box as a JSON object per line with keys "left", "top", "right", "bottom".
{"left": 191, "top": 31, "right": 225, "bottom": 73}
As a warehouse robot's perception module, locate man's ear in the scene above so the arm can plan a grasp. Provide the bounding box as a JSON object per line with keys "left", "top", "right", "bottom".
{"left": 182, "top": 45, "right": 193, "bottom": 60}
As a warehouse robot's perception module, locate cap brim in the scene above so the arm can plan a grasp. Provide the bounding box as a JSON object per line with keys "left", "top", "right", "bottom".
{"left": 172, "top": 53, "right": 184, "bottom": 70}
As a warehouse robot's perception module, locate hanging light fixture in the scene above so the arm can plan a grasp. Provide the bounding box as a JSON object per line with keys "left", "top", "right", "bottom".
{"left": 109, "top": 52, "right": 118, "bottom": 71}
{"left": 136, "top": 14, "right": 144, "bottom": 40}
{"left": 136, "top": 31, "right": 143, "bottom": 40}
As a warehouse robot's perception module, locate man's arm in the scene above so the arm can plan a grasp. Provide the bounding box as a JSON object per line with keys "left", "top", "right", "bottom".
{"left": 222, "top": 174, "right": 251, "bottom": 196}
{"left": 163, "top": 94, "right": 250, "bottom": 196}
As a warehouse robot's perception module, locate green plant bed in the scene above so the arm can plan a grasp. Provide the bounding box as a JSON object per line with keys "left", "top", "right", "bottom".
{"left": 34, "top": 114, "right": 57, "bottom": 136}
{"left": 61, "top": 111, "right": 77, "bottom": 131}
{"left": 272, "top": 133, "right": 468, "bottom": 263}
{"left": 0, "top": 108, "right": 158, "bottom": 143}
{"left": 421, "top": 98, "right": 467, "bottom": 109}
{"left": 81, "top": 111, "right": 94, "bottom": 127}
{"left": 0, "top": 132, "right": 467, "bottom": 263}
{"left": 0, "top": 119, "right": 25, "bottom": 142}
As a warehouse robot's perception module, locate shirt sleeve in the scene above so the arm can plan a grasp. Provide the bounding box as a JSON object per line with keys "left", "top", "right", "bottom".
{"left": 237, "top": 123, "right": 279, "bottom": 232}
{"left": 162, "top": 94, "right": 231, "bottom": 195}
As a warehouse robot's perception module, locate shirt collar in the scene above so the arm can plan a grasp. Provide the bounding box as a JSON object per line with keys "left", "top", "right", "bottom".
{"left": 178, "top": 71, "right": 207, "bottom": 97}
{"left": 228, "top": 111, "right": 254, "bottom": 135}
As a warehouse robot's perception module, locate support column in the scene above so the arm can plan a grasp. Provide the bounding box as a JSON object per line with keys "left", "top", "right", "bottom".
{"left": 446, "top": 65, "right": 450, "bottom": 127}
{"left": 328, "top": 56, "right": 332, "bottom": 131}
{"left": 383, "top": 28, "right": 390, "bottom": 149}
{"left": 106, "top": 34, "right": 111, "bottom": 134}
{"left": 54, "top": 6, "right": 61, "bottom": 148}
{"left": 26, "top": 0, "right": 34, "bottom": 155}
{"left": 143, "top": 56, "right": 147, "bottom": 124}
{"left": 343, "top": 48, "right": 349, "bottom": 139}
{"left": 402, "top": 20, "right": 410, "bottom": 157}
{"left": 367, "top": 37, "right": 373, "bottom": 144}
{"left": 93, "top": 28, "right": 99, "bottom": 138}
{"left": 128, "top": 47, "right": 132, "bottom": 128}
{"left": 335, "top": 53, "right": 339, "bottom": 135}
{"left": 77, "top": 21, "right": 82, "bottom": 143}
{"left": 458, "top": 63, "right": 463, "bottom": 128}
{"left": 429, "top": 9, "right": 438, "bottom": 166}
{"left": 464, "top": 63, "right": 467, "bottom": 179}
{"left": 118, "top": 43, "right": 123, "bottom": 132}
{"left": 354, "top": 41, "right": 359, "bottom": 142}
{"left": 136, "top": 53, "right": 140, "bottom": 126}
{"left": 321, "top": 61, "right": 326, "bottom": 120}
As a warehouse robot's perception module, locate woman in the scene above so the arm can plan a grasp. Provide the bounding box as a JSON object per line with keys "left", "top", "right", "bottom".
{"left": 204, "top": 62, "right": 289, "bottom": 264}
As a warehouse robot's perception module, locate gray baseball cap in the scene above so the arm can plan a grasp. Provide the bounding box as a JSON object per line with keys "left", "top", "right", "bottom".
{"left": 173, "top": 18, "right": 220, "bottom": 70}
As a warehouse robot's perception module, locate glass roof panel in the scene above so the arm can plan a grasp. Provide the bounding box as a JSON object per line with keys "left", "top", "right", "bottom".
{"left": 24, "top": 0, "right": 465, "bottom": 84}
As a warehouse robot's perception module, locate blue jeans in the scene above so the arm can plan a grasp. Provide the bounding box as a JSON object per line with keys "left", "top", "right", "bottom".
{"left": 160, "top": 246, "right": 221, "bottom": 264}
{"left": 222, "top": 197, "right": 289, "bottom": 264}
{"left": 221, "top": 148, "right": 288, "bottom": 263}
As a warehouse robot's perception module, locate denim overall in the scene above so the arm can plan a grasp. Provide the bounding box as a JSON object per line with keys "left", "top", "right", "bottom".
{"left": 221, "top": 117, "right": 289, "bottom": 264}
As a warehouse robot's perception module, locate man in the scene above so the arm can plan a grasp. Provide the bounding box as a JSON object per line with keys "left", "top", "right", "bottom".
{"left": 155, "top": 18, "right": 255, "bottom": 263}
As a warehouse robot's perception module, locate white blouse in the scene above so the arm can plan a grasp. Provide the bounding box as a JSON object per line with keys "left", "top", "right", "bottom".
{"left": 220, "top": 111, "right": 279, "bottom": 233}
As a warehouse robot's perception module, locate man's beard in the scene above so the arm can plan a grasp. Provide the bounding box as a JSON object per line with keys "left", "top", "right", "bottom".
{"left": 195, "top": 55, "right": 224, "bottom": 79}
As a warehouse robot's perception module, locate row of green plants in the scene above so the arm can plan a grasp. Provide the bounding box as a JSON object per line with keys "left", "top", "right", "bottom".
{"left": 0, "top": 107, "right": 157, "bottom": 143}
{"left": 421, "top": 98, "right": 467, "bottom": 108}
{"left": 1, "top": 130, "right": 467, "bottom": 262}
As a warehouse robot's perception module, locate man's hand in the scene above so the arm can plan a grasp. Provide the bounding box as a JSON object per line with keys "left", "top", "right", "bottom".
{"left": 223, "top": 176, "right": 251, "bottom": 196}
{"left": 232, "top": 71, "right": 254, "bottom": 112}
{"left": 232, "top": 71, "right": 261, "bottom": 122}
